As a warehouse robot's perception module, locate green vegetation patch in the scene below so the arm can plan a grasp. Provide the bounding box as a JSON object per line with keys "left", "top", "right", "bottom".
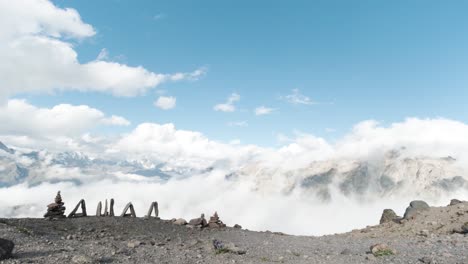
{"left": 373, "top": 249, "right": 394, "bottom": 257}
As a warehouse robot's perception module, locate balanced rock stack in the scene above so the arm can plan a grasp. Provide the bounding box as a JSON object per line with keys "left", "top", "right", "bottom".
{"left": 44, "top": 191, "right": 66, "bottom": 219}
{"left": 208, "top": 212, "right": 226, "bottom": 228}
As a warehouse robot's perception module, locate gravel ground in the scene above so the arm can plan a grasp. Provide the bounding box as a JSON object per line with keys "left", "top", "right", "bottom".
{"left": 0, "top": 201, "right": 466, "bottom": 264}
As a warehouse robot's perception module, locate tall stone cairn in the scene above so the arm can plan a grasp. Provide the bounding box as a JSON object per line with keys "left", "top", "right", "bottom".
{"left": 44, "top": 191, "right": 66, "bottom": 219}
{"left": 208, "top": 212, "right": 226, "bottom": 228}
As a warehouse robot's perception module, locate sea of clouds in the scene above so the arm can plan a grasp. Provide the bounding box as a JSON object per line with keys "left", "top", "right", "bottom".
{"left": 1, "top": 118, "right": 468, "bottom": 236}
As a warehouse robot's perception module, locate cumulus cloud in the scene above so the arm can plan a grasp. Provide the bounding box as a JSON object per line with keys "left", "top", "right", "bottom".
{"left": 255, "top": 106, "right": 275, "bottom": 116}
{"left": 109, "top": 123, "right": 245, "bottom": 168}
{"left": 0, "top": 99, "right": 130, "bottom": 137}
{"left": 154, "top": 96, "right": 176, "bottom": 110}
{"left": 283, "top": 89, "right": 315, "bottom": 105}
{"left": 214, "top": 93, "right": 240, "bottom": 112}
{"left": 0, "top": 0, "right": 203, "bottom": 101}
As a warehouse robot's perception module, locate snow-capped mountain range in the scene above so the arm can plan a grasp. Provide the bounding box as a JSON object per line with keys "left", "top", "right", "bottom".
{"left": 0, "top": 140, "right": 466, "bottom": 200}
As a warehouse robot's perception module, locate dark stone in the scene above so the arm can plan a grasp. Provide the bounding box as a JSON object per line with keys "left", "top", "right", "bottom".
{"left": 379, "top": 209, "right": 399, "bottom": 224}
{"left": 0, "top": 238, "right": 14, "bottom": 260}
{"left": 462, "top": 222, "right": 468, "bottom": 234}
{"left": 449, "top": 199, "right": 463, "bottom": 206}
{"left": 189, "top": 214, "right": 207, "bottom": 227}
{"left": 403, "top": 200, "right": 429, "bottom": 220}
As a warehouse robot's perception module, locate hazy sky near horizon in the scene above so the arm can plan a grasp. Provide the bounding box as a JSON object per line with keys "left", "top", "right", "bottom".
{"left": 4, "top": 0, "right": 468, "bottom": 146}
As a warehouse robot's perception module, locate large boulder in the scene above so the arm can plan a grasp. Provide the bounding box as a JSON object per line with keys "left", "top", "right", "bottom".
{"left": 173, "top": 218, "right": 187, "bottom": 226}
{"left": 0, "top": 238, "right": 14, "bottom": 260}
{"left": 403, "top": 200, "right": 429, "bottom": 220}
{"left": 449, "top": 199, "right": 463, "bottom": 206}
{"left": 188, "top": 214, "right": 207, "bottom": 227}
{"left": 379, "top": 209, "right": 400, "bottom": 224}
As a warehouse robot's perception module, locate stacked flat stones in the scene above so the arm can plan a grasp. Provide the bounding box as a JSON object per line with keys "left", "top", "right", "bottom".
{"left": 44, "top": 191, "right": 66, "bottom": 219}
{"left": 208, "top": 212, "right": 226, "bottom": 228}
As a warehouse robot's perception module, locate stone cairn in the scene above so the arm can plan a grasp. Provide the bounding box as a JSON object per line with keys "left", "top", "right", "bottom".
{"left": 208, "top": 212, "right": 226, "bottom": 228}
{"left": 44, "top": 191, "right": 66, "bottom": 219}
{"left": 42, "top": 191, "right": 238, "bottom": 229}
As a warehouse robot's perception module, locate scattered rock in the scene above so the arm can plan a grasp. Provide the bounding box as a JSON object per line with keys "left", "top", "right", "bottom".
{"left": 44, "top": 191, "right": 66, "bottom": 219}
{"left": 0, "top": 238, "right": 14, "bottom": 260}
{"left": 449, "top": 199, "right": 463, "bottom": 206}
{"left": 419, "top": 229, "right": 430, "bottom": 237}
{"left": 188, "top": 214, "right": 207, "bottom": 227}
{"left": 370, "top": 243, "right": 395, "bottom": 257}
{"left": 224, "top": 242, "right": 246, "bottom": 255}
{"left": 379, "top": 209, "right": 400, "bottom": 224}
{"left": 403, "top": 200, "right": 429, "bottom": 220}
{"left": 173, "top": 218, "right": 187, "bottom": 226}
{"left": 71, "top": 255, "right": 94, "bottom": 264}
{"left": 127, "top": 240, "right": 142, "bottom": 248}
{"left": 419, "top": 256, "right": 438, "bottom": 263}
{"left": 212, "top": 239, "right": 246, "bottom": 255}
{"left": 340, "top": 248, "right": 351, "bottom": 255}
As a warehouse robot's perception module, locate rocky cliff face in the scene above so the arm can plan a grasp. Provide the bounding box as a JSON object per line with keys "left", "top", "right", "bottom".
{"left": 235, "top": 151, "right": 466, "bottom": 201}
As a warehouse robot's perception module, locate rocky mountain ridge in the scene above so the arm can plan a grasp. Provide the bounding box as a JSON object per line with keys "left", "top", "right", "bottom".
{"left": 0, "top": 141, "right": 466, "bottom": 199}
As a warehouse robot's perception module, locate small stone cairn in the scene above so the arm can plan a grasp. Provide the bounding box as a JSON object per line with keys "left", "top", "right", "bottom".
{"left": 208, "top": 212, "right": 226, "bottom": 228}
{"left": 44, "top": 191, "right": 66, "bottom": 219}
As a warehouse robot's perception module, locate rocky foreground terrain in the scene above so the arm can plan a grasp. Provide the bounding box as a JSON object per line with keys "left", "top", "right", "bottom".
{"left": 0, "top": 200, "right": 467, "bottom": 264}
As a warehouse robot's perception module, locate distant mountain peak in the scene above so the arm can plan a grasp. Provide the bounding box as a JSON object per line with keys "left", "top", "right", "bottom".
{"left": 0, "top": 141, "right": 15, "bottom": 154}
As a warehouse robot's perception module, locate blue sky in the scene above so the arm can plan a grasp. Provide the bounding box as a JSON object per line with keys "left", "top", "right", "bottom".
{"left": 19, "top": 0, "right": 468, "bottom": 146}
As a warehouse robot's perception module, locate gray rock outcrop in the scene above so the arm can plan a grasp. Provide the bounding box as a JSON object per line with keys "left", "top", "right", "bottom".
{"left": 449, "top": 199, "right": 463, "bottom": 206}
{"left": 403, "top": 200, "right": 429, "bottom": 220}
{"left": 0, "top": 238, "right": 14, "bottom": 260}
{"left": 379, "top": 209, "right": 400, "bottom": 224}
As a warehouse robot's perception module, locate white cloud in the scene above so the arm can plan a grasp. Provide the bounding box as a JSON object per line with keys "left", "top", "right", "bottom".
{"left": 255, "top": 106, "right": 275, "bottom": 116}
{"left": 111, "top": 123, "right": 245, "bottom": 168}
{"left": 227, "top": 121, "right": 248, "bottom": 127}
{"left": 0, "top": 99, "right": 130, "bottom": 137}
{"left": 0, "top": 0, "right": 203, "bottom": 101}
{"left": 283, "top": 89, "right": 315, "bottom": 105}
{"left": 102, "top": 115, "right": 131, "bottom": 126}
{"left": 154, "top": 96, "right": 176, "bottom": 110}
{"left": 96, "top": 48, "right": 109, "bottom": 61}
{"left": 214, "top": 93, "right": 240, "bottom": 112}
